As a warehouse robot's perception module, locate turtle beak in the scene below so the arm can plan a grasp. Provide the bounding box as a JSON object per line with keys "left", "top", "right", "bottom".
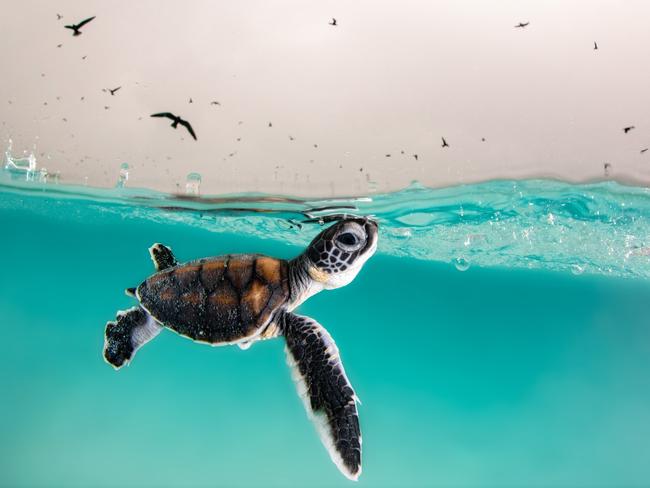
{"left": 364, "top": 217, "right": 378, "bottom": 233}
{"left": 363, "top": 218, "right": 379, "bottom": 252}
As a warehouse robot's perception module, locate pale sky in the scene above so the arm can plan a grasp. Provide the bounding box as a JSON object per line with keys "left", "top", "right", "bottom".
{"left": 2, "top": 0, "right": 650, "bottom": 196}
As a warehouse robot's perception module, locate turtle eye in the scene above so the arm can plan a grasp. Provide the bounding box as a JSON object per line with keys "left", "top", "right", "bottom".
{"left": 335, "top": 231, "right": 363, "bottom": 251}
{"left": 337, "top": 233, "right": 357, "bottom": 245}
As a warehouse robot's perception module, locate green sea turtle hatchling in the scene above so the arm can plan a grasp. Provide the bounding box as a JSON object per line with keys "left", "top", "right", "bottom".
{"left": 103, "top": 217, "right": 378, "bottom": 480}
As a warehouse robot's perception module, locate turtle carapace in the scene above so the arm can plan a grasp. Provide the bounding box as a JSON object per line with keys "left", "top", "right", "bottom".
{"left": 103, "top": 218, "right": 379, "bottom": 480}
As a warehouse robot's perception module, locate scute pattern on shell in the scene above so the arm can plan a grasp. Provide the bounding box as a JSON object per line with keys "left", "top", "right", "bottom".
{"left": 137, "top": 254, "right": 289, "bottom": 343}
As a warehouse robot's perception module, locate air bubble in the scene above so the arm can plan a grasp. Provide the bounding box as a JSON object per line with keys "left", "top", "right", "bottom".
{"left": 37, "top": 168, "right": 48, "bottom": 183}
{"left": 4, "top": 144, "right": 36, "bottom": 175}
{"left": 394, "top": 228, "right": 412, "bottom": 239}
{"left": 571, "top": 264, "right": 584, "bottom": 275}
{"left": 185, "top": 172, "right": 202, "bottom": 195}
{"left": 453, "top": 257, "right": 470, "bottom": 272}
{"left": 464, "top": 234, "right": 486, "bottom": 247}
{"left": 116, "top": 163, "right": 129, "bottom": 188}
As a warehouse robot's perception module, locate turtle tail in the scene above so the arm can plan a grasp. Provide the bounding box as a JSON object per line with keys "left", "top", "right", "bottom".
{"left": 103, "top": 307, "right": 162, "bottom": 369}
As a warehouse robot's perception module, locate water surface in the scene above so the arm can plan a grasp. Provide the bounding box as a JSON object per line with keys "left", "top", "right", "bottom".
{"left": 1, "top": 175, "right": 649, "bottom": 487}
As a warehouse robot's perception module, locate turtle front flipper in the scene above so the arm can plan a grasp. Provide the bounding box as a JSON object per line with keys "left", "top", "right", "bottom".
{"left": 280, "top": 312, "right": 362, "bottom": 481}
{"left": 103, "top": 307, "right": 162, "bottom": 369}
{"left": 149, "top": 243, "right": 178, "bottom": 271}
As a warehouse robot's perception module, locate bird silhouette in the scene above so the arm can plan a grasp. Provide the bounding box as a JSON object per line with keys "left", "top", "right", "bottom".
{"left": 623, "top": 126, "right": 635, "bottom": 134}
{"left": 57, "top": 14, "right": 63, "bottom": 20}
{"left": 441, "top": 137, "right": 449, "bottom": 148}
{"left": 641, "top": 148, "right": 648, "bottom": 154}
{"left": 594, "top": 41, "right": 598, "bottom": 50}
{"left": 329, "top": 18, "right": 337, "bottom": 26}
{"left": 604, "top": 163, "right": 612, "bottom": 175}
{"left": 514, "top": 22, "right": 530, "bottom": 28}
{"left": 210, "top": 101, "right": 220, "bottom": 106}
{"left": 151, "top": 112, "right": 197, "bottom": 140}
{"left": 413, "top": 154, "right": 419, "bottom": 161}
{"left": 105, "top": 86, "right": 121, "bottom": 96}
{"left": 65, "top": 16, "right": 96, "bottom": 36}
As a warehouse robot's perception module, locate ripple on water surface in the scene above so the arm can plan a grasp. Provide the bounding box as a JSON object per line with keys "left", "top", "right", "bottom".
{"left": 1, "top": 168, "right": 649, "bottom": 279}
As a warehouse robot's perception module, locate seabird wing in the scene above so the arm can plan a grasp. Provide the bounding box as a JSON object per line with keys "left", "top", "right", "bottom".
{"left": 76, "top": 16, "right": 96, "bottom": 29}
{"left": 281, "top": 312, "right": 362, "bottom": 481}
{"left": 150, "top": 112, "right": 175, "bottom": 120}
{"left": 179, "top": 119, "right": 197, "bottom": 140}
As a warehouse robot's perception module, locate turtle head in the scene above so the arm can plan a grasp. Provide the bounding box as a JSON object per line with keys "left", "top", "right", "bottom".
{"left": 304, "top": 217, "right": 378, "bottom": 289}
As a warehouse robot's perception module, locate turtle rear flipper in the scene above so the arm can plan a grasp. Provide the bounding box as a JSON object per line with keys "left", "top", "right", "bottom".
{"left": 103, "top": 307, "right": 162, "bottom": 369}
{"left": 149, "top": 243, "right": 178, "bottom": 271}
{"left": 281, "top": 312, "right": 362, "bottom": 481}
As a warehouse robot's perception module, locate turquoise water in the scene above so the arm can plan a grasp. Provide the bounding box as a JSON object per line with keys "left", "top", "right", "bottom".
{"left": 1, "top": 174, "right": 650, "bottom": 487}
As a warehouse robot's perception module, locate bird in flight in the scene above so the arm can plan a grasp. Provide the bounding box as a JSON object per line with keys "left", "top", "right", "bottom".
{"left": 56, "top": 14, "right": 63, "bottom": 20}
{"left": 210, "top": 101, "right": 220, "bottom": 106}
{"left": 65, "top": 16, "right": 96, "bottom": 36}
{"left": 104, "top": 86, "right": 121, "bottom": 96}
{"left": 441, "top": 137, "right": 449, "bottom": 148}
{"left": 623, "top": 126, "right": 635, "bottom": 134}
{"left": 514, "top": 22, "right": 530, "bottom": 28}
{"left": 413, "top": 154, "right": 419, "bottom": 161}
{"left": 151, "top": 112, "right": 197, "bottom": 140}
{"left": 604, "top": 163, "right": 612, "bottom": 175}
{"left": 641, "top": 148, "right": 648, "bottom": 154}
{"left": 329, "top": 18, "right": 337, "bottom": 26}
{"left": 594, "top": 41, "right": 598, "bottom": 50}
